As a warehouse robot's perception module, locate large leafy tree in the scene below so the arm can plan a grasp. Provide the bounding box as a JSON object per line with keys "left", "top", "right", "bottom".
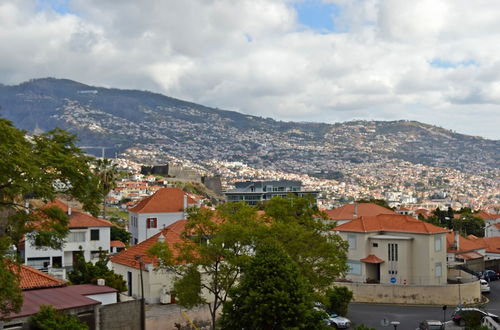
{"left": 0, "top": 119, "right": 101, "bottom": 316}
{"left": 220, "top": 240, "right": 321, "bottom": 330}
{"left": 149, "top": 197, "right": 348, "bottom": 329}
{"left": 30, "top": 305, "right": 88, "bottom": 330}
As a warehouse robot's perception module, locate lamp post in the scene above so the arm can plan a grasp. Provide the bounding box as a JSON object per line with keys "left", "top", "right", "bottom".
{"left": 390, "top": 321, "right": 400, "bottom": 329}
{"left": 456, "top": 276, "right": 462, "bottom": 307}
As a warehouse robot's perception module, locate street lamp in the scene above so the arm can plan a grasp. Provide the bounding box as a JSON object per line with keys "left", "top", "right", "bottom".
{"left": 135, "top": 255, "right": 145, "bottom": 330}
{"left": 390, "top": 321, "right": 400, "bottom": 329}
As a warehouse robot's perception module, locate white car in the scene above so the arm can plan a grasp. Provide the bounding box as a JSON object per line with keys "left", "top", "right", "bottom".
{"left": 480, "top": 279, "right": 491, "bottom": 293}
{"left": 325, "top": 313, "right": 351, "bottom": 328}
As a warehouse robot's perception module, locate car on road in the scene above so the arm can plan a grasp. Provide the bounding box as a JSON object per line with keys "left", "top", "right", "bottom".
{"left": 417, "top": 320, "right": 444, "bottom": 330}
{"left": 480, "top": 270, "right": 499, "bottom": 281}
{"left": 452, "top": 307, "right": 499, "bottom": 325}
{"left": 321, "top": 312, "right": 351, "bottom": 328}
{"left": 481, "top": 279, "right": 491, "bottom": 293}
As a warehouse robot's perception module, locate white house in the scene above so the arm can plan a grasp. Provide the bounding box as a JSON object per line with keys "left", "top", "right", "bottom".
{"left": 23, "top": 200, "right": 112, "bottom": 278}
{"left": 128, "top": 187, "right": 198, "bottom": 245}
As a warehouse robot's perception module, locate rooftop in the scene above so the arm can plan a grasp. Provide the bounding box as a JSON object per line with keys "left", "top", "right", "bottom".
{"left": 129, "top": 187, "right": 196, "bottom": 214}
{"left": 324, "top": 203, "right": 396, "bottom": 221}
{"left": 335, "top": 214, "right": 448, "bottom": 234}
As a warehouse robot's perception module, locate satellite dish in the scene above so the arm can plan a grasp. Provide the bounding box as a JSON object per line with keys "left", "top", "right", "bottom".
{"left": 381, "top": 318, "right": 390, "bottom": 326}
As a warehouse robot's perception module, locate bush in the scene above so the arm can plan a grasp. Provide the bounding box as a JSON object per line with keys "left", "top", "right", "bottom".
{"left": 30, "top": 305, "right": 88, "bottom": 330}
{"left": 324, "top": 286, "right": 353, "bottom": 316}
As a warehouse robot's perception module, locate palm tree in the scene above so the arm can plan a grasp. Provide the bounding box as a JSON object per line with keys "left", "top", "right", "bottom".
{"left": 94, "top": 158, "right": 117, "bottom": 219}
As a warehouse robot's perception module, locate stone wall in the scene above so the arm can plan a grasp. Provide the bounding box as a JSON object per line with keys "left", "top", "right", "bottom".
{"left": 99, "top": 300, "right": 141, "bottom": 330}
{"left": 338, "top": 280, "right": 481, "bottom": 305}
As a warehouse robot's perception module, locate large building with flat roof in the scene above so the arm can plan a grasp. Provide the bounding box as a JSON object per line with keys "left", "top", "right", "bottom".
{"left": 224, "top": 180, "right": 318, "bottom": 205}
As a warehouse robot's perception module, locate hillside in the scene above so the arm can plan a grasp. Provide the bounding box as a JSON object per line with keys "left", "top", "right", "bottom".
{"left": 0, "top": 78, "right": 498, "bottom": 178}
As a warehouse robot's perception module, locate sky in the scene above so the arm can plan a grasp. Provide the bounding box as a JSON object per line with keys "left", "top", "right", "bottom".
{"left": 1, "top": 0, "right": 499, "bottom": 139}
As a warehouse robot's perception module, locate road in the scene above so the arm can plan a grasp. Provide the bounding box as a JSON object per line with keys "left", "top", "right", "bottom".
{"left": 346, "top": 279, "right": 500, "bottom": 330}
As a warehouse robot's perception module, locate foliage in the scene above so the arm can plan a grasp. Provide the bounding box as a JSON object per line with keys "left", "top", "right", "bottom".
{"left": 263, "top": 195, "right": 349, "bottom": 291}
{"left": 110, "top": 226, "right": 131, "bottom": 244}
{"left": 354, "top": 325, "right": 376, "bottom": 330}
{"left": 0, "top": 258, "right": 23, "bottom": 315}
{"left": 322, "top": 286, "right": 353, "bottom": 316}
{"left": 148, "top": 197, "right": 348, "bottom": 329}
{"left": 30, "top": 305, "right": 88, "bottom": 330}
{"left": 0, "top": 119, "right": 101, "bottom": 316}
{"left": 424, "top": 207, "right": 485, "bottom": 237}
{"left": 220, "top": 240, "right": 320, "bottom": 330}
{"left": 68, "top": 251, "right": 127, "bottom": 292}
{"left": 355, "top": 198, "right": 393, "bottom": 210}
{"left": 93, "top": 158, "right": 118, "bottom": 219}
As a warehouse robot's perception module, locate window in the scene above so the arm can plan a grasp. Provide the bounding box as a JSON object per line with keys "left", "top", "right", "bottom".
{"left": 372, "top": 243, "right": 378, "bottom": 248}
{"left": 347, "top": 234, "right": 357, "bottom": 250}
{"left": 435, "top": 236, "right": 442, "bottom": 252}
{"left": 146, "top": 218, "right": 157, "bottom": 229}
{"left": 90, "top": 229, "right": 100, "bottom": 241}
{"left": 52, "top": 256, "right": 62, "bottom": 268}
{"left": 388, "top": 243, "right": 398, "bottom": 261}
{"left": 347, "top": 260, "right": 362, "bottom": 275}
{"left": 435, "top": 262, "right": 442, "bottom": 277}
{"left": 27, "top": 257, "right": 50, "bottom": 269}
{"left": 68, "top": 231, "right": 86, "bottom": 242}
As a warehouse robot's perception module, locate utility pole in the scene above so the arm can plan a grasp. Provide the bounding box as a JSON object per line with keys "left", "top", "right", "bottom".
{"left": 135, "top": 255, "right": 145, "bottom": 330}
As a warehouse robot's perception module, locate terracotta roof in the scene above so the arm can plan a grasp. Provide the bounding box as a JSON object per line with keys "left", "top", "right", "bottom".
{"left": 476, "top": 211, "right": 500, "bottom": 220}
{"left": 415, "top": 209, "right": 431, "bottom": 218}
{"left": 110, "top": 219, "right": 188, "bottom": 269}
{"left": 44, "top": 200, "right": 69, "bottom": 212}
{"left": 457, "top": 251, "right": 484, "bottom": 260}
{"left": 335, "top": 214, "right": 448, "bottom": 234}
{"left": 111, "top": 240, "right": 126, "bottom": 248}
{"left": 7, "top": 262, "right": 66, "bottom": 290}
{"left": 69, "top": 211, "right": 112, "bottom": 228}
{"left": 129, "top": 188, "right": 196, "bottom": 214}
{"left": 360, "top": 254, "right": 384, "bottom": 263}
{"left": 324, "top": 203, "right": 396, "bottom": 221}
{"left": 446, "top": 232, "right": 486, "bottom": 254}
{"left": 470, "top": 237, "right": 500, "bottom": 254}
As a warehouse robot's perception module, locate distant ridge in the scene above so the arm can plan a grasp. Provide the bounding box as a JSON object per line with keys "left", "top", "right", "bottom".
{"left": 0, "top": 78, "right": 498, "bottom": 176}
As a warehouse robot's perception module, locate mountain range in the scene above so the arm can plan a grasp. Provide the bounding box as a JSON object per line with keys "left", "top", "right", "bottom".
{"left": 0, "top": 78, "right": 498, "bottom": 179}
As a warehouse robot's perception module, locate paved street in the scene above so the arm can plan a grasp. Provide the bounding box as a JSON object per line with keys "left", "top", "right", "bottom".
{"left": 347, "top": 279, "right": 500, "bottom": 330}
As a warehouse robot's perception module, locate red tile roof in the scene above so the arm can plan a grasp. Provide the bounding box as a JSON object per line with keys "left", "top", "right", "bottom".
{"left": 476, "top": 211, "right": 500, "bottom": 220}
{"left": 129, "top": 188, "right": 196, "bottom": 214}
{"left": 324, "top": 203, "right": 396, "bottom": 221}
{"left": 360, "top": 254, "right": 384, "bottom": 263}
{"left": 335, "top": 214, "right": 448, "bottom": 234}
{"left": 7, "top": 262, "right": 66, "bottom": 290}
{"left": 110, "top": 219, "right": 188, "bottom": 269}
{"left": 69, "top": 211, "right": 112, "bottom": 228}
{"left": 446, "top": 232, "right": 486, "bottom": 254}
{"left": 469, "top": 237, "right": 500, "bottom": 254}
{"left": 457, "top": 251, "right": 484, "bottom": 260}
{"left": 111, "top": 240, "right": 126, "bottom": 248}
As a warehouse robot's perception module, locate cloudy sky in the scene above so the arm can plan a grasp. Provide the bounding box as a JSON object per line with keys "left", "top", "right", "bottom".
{"left": 1, "top": 0, "right": 499, "bottom": 139}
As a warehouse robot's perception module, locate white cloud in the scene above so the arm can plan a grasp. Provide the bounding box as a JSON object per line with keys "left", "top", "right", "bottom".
{"left": 0, "top": 0, "right": 499, "bottom": 139}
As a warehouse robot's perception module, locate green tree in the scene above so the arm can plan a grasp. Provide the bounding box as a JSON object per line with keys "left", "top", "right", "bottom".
{"left": 149, "top": 197, "right": 348, "bottom": 329}
{"left": 322, "top": 286, "right": 353, "bottom": 316}
{"left": 68, "top": 250, "right": 126, "bottom": 292}
{"left": 220, "top": 240, "right": 320, "bottom": 330}
{"left": 110, "top": 226, "right": 131, "bottom": 244}
{"left": 0, "top": 119, "right": 101, "bottom": 316}
{"left": 30, "top": 305, "right": 88, "bottom": 330}
{"left": 263, "top": 196, "right": 349, "bottom": 291}
{"left": 94, "top": 158, "right": 118, "bottom": 219}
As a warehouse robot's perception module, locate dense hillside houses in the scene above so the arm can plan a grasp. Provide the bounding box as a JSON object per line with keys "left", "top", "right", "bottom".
{"left": 22, "top": 200, "right": 112, "bottom": 279}
{"left": 128, "top": 187, "right": 199, "bottom": 244}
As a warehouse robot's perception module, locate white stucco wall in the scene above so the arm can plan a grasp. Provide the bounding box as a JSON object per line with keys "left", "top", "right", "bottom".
{"left": 85, "top": 292, "right": 117, "bottom": 305}
{"left": 129, "top": 211, "right": 186, "bottom": 244}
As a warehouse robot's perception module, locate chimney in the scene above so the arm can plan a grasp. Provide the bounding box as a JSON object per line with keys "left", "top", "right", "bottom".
{"left": 353, "top": 203, "right": 358, "bottom": 218}
{"left": 183, "top": 194, "right": 188, "bottom": 210}
{"left": 157, "top": 233, "right": 165, "bottom": 243}
{"left": 454, "top": 231, "right": 460, "bottom": 251}
{"left": 97, "top": 278, "right": 105, "bottom": 286}
{"left": 68, "top": 206, "right": 72, "bottom": 216}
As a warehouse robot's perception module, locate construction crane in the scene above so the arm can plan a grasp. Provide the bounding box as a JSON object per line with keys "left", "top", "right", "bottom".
{"left": 79, "top": 146, "right": 113, "bottom": 159}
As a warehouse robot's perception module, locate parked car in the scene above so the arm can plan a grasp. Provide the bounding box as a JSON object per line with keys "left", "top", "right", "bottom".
{"left": 479, "top": 270, "right": 499, "bottom": 281}
{"left": 417, "top": 320, "right": 444, "bottom": 330}
{"left": 452, "top": 307, "right": 500, "bottom": 325}
{"left": 480, "top": 279, "right": 491, "bottom": 293}
{"left": 321, "top": 312, "right": 351, "bottom": 328}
